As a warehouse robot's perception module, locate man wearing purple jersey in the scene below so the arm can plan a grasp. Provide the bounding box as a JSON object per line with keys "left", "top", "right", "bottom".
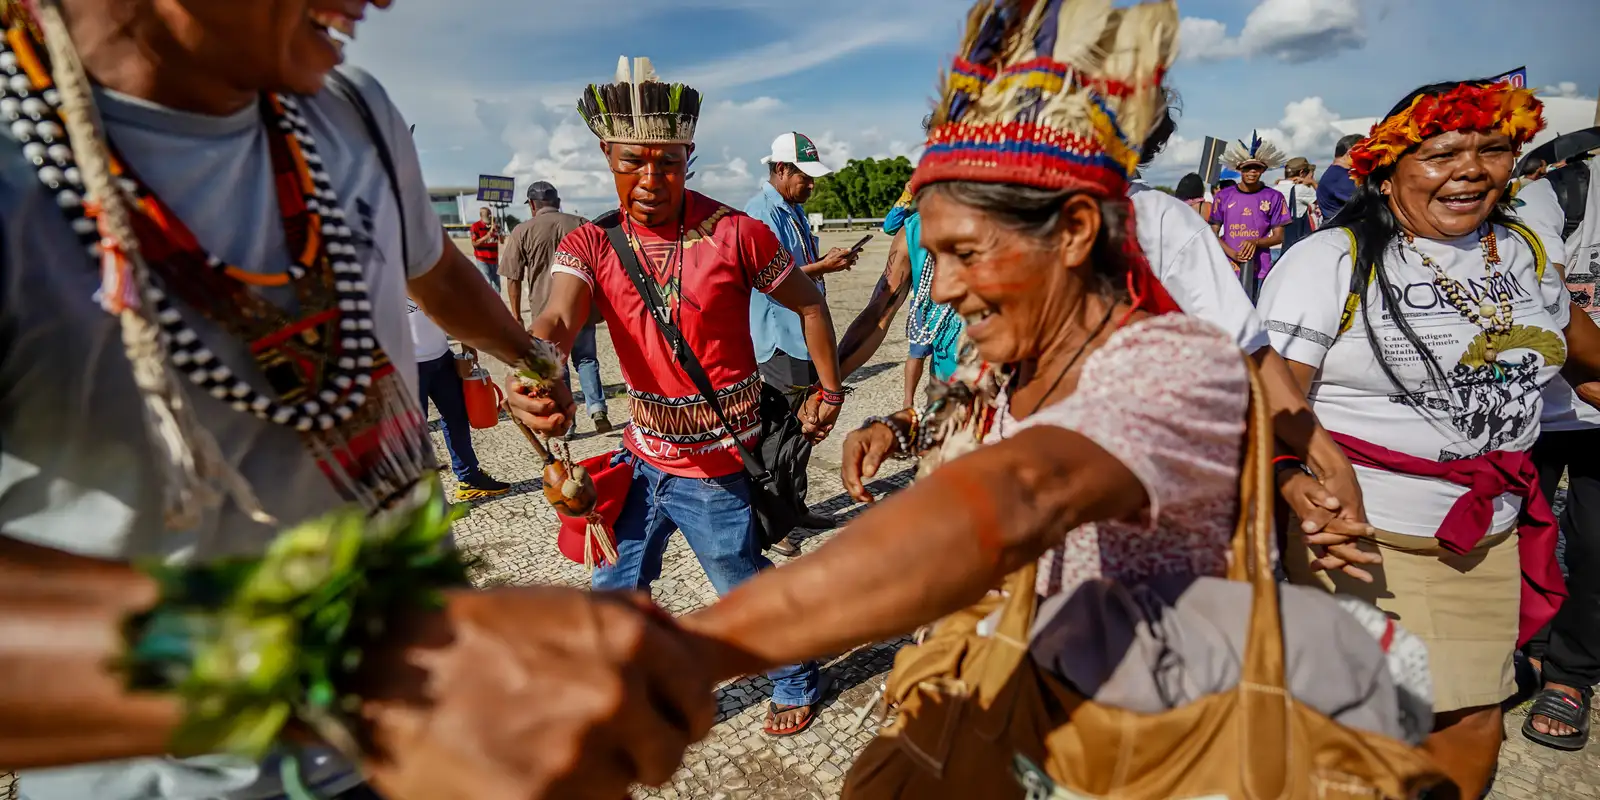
{"left": 1210, "top": 131, "right": 1290, "bottom": 300}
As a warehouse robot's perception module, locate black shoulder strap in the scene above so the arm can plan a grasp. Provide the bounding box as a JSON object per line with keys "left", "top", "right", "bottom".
{"left": 1547, "top": 164, "right": 1590, "bottom": 241}
{"left": 325, "top": 70, "right": 410, "bottom": 270}
{"left": 594, "top": 212, "right": 773, "bottom": 481}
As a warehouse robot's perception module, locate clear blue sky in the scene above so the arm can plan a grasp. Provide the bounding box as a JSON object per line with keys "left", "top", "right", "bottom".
{"left": 347, "top": 0, "right": 1600, "bottom": 215}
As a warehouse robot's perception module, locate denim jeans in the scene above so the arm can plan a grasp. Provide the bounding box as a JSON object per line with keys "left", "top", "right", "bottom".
{"left": 416, "top": 353, "right": 479, "bottom": 482}
{"left": 475, "top": 259, "right": 501, "bottom": 291}
{"left": 592, "top": 452, "right": 820, "bottom": 707}
{"left": 570, "top": 324, "right": 608, "bottom": 418}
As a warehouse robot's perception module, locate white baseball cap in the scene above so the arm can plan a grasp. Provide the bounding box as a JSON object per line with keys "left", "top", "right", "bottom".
{"left": 760, "top": 132, "right": 834, "bottom": 178}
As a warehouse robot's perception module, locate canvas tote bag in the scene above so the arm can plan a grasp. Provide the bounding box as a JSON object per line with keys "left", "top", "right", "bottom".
{"left": 842, "top": 357, "right": 1448, "bottom": 800}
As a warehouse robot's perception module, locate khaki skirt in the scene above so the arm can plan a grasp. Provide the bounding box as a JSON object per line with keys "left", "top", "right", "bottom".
{"left": 1284, "top": 525, "right": 1521, "bottom": 713}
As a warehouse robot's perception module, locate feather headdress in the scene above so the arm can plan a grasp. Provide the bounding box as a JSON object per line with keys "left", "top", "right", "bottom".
{"left": 1219, "top": 130, "right": 1288, "bottom": 171}
{"left": 911, "top": 0, "right": 1180, "bottom": 198}
{"left": 577, "top": 56, "right": 702, "bottom": 145}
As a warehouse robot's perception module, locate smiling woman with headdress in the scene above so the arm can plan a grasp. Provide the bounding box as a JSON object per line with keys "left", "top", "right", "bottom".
{"left": 675, "top": 0, "right": 1442, "bottom": 795}
{"left": 1258, "top": 78, "right": 1600, "bottom": 795}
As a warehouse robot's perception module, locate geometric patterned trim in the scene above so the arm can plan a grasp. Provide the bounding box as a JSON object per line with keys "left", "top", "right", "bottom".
{"left": 1265, "top": 319, "right": 1335, "bottom": 349}
{"left": 752, "top": 248, "right": 794, "bottom": 293}
{"left": 628, "top": 372, "right": 762, "bottom": 446}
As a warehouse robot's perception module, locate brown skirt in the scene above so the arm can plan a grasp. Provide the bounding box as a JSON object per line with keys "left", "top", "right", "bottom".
{"left": 1284, "top": 525, "right": 1520, "bottom": 713}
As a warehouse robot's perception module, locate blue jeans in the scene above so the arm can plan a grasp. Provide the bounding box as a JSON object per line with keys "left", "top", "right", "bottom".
{"left": 592, "top": 452, "right": 820, "bottom": 707}
{"left": 569, "top": 324, "right": 607, "bottom": 418}
{"left": 476, "top": 259, "right": 501, "bottom": 291}
{"left": 416, "top": 353, "right": 479, "bottom": 482}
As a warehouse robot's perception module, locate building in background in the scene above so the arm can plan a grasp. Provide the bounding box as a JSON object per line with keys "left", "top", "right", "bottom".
{"left": 428, "top": 186, "right": 474, "bottom": 234}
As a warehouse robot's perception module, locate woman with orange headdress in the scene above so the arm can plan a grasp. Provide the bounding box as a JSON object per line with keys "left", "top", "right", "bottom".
{"left": 1259, "top": 78, "right": 1600, "bottom": 794}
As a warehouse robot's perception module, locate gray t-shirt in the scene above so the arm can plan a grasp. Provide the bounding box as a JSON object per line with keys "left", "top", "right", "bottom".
{"left": 5, "top": 68, "right": 442, "bottom": 800}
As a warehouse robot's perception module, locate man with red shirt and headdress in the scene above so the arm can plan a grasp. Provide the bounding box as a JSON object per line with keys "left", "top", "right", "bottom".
{"left": 509, "top": 56, "right": 844, "bottom": 737}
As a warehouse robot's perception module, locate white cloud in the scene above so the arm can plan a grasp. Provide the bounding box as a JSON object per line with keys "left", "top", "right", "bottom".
{"left": 1143, "top": 95, "right": 1348, "bottom": 186}
{"left": 345, "top": 1, "right": 944, "bottom": 216}
{"left": 674, "top": 20, "right": 921, "bottom": 91}
{"left": 1541, "top": 82, "right": 1598, "bottom": 102}
{"left": 1180, "top": 0, "right": 1365, "bottom": 63}
{"left": 1178, "top": 18, "right": 1245, "bottom": 62}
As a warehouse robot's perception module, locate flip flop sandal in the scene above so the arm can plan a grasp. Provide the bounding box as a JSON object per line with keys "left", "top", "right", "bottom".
{"left": 769, "top": 538, "right": 801, "bottom": 558}
{"left": 1521, "top": 687, "right": 1592, "bottom": 751}
{"left": 763, "top": 701, "right": 816, "bottom": 737}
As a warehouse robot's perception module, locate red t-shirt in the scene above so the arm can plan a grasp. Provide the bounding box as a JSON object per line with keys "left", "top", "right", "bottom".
{"left": 553, "top": 191, "right": 794, "bottom": 477}
{"left": 469, "top": 220, "right": 499, "bottom": 263}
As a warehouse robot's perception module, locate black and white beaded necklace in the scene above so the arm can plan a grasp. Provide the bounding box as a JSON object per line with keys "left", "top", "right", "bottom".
{"left": 0, "top": 34, "right": 383, "bottom": 434}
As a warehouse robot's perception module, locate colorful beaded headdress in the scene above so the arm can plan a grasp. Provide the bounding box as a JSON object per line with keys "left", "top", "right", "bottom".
{"left": 1219, "top": 130, "right": 1287, "bottom": 171}
{"left": 911, "top": 0, "right": 1179, "bottom": 198}
{"left": 1347, "top": 81, "right": 1545, "bottom": 183}
{"left": 577, "top": 56, "right": 702, "bottom": 145}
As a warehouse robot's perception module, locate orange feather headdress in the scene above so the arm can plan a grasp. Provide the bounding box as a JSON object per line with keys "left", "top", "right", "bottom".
{"left": 1347, "top": 82, "right": 1545, "bottom": 183}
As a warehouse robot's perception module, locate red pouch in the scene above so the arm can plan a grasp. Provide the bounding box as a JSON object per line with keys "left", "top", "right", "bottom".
{"left": 556, "top": 451, "right": 633, "bottom": 568}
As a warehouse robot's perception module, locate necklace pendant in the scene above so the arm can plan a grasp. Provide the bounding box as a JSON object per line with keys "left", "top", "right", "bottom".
{"left": 1483, "top": 347, "right": 1499, "bottom": 363}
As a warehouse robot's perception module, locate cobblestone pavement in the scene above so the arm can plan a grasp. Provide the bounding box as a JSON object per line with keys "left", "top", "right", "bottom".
{"left": 4, "top": 232, "right": 1592, "bottom": 799}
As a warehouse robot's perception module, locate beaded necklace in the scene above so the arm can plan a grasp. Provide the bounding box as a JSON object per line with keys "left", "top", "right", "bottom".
{"left": 1, "top": 22, "right": 430, "bottom": 512}
{"left": 905, "top": 251, "right": 956, "bottom": 348}
{"left": 1399, "top": 226, "right": 1514, "bottom": 338}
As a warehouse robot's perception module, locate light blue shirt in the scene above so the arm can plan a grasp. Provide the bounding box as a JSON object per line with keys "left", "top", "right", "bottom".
{"left": 745, "top": 181, "right": 822, "bottom": 363}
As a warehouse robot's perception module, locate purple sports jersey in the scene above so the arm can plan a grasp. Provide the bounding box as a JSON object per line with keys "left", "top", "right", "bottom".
{"left": 1209, "top": 185, "right": 1291, "bottom": 280}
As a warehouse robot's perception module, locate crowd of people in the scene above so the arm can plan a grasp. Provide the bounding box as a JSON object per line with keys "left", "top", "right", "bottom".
{"left": 1, "top": 0, "right": 1597, "bottom": 799}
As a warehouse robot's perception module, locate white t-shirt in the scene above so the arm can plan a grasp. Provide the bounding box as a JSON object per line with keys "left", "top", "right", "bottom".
{"left": 1259, "top": 225, "right": 1570, "bottom": 537}
{"left": 1522, "top": 167, "right": 1600, "bottom": 431}
{"left": 408, "top": 297, "right": 452, "bottom": 362}
{"left": 1275, "top": 179, "right": 1316, "bottom": 219}
{"left": 1129, "top": 183, "right": 1271, "bottom": 353}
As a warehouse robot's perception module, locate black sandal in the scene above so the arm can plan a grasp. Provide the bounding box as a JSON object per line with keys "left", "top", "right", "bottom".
{"left": 1521, "top": 686, "right": 1592, "bottom": 751}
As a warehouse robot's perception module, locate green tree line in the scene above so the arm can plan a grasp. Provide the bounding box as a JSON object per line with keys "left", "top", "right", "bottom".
{"left": 805, "top": 156, "right": 915, "bottom": 219}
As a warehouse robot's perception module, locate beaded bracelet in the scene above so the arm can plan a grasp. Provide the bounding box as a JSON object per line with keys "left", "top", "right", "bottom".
{"left": 861, "top": 415, "right": 912, "bottom": 457}
{"left": 119, "top": 479, "right": 475, "bottom": 791}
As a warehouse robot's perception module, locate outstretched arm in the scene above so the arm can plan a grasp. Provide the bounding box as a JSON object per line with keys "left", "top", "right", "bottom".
{"left": 838, "top": 229, "right": 914, "bottom": 378}
{"left": 766, "top": 271, "right": 842, "bottom": 394}
{"left": 682, "top": 426, "right": 1146, "bottom": 678}
{"left": 409, "top": 228, "right": 534, "bottom": 365}
{"left": 0, "top": 536, "right": 177, "bottom": 767}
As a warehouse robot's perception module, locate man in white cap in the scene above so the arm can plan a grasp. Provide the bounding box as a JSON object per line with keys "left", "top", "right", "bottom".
{"left": 745, "top": 132, "right": 859, "bottom": 552}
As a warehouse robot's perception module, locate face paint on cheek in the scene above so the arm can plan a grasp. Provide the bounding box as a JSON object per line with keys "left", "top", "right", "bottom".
{"left": 966, "top": 278, "right": 1036, "bottom": 295}
{"left": 964, "top": 240, "right": 1051, "bottom": 297}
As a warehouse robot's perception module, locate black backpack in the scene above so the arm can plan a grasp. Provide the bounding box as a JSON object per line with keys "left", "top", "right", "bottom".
{"left": 1547, "top": 161, "right": 1591, "bottom": 241}
{"left": 1281, "top": 185, "right": 1316, "bottom": 252}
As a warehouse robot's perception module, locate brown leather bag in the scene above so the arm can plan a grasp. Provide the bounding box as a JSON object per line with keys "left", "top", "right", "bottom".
{"left": 843, "top": 358, "right": 1448, "bottom": 800}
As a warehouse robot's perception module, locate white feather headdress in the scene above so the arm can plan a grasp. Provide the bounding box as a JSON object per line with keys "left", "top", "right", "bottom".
{"left": 1220, "top": 130, "right": 1288, "bottom": 170}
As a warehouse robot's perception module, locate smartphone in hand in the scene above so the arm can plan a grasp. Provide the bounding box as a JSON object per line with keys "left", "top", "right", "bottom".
{"left": 848, "top": 234, "right": 873, "bottom": 255}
